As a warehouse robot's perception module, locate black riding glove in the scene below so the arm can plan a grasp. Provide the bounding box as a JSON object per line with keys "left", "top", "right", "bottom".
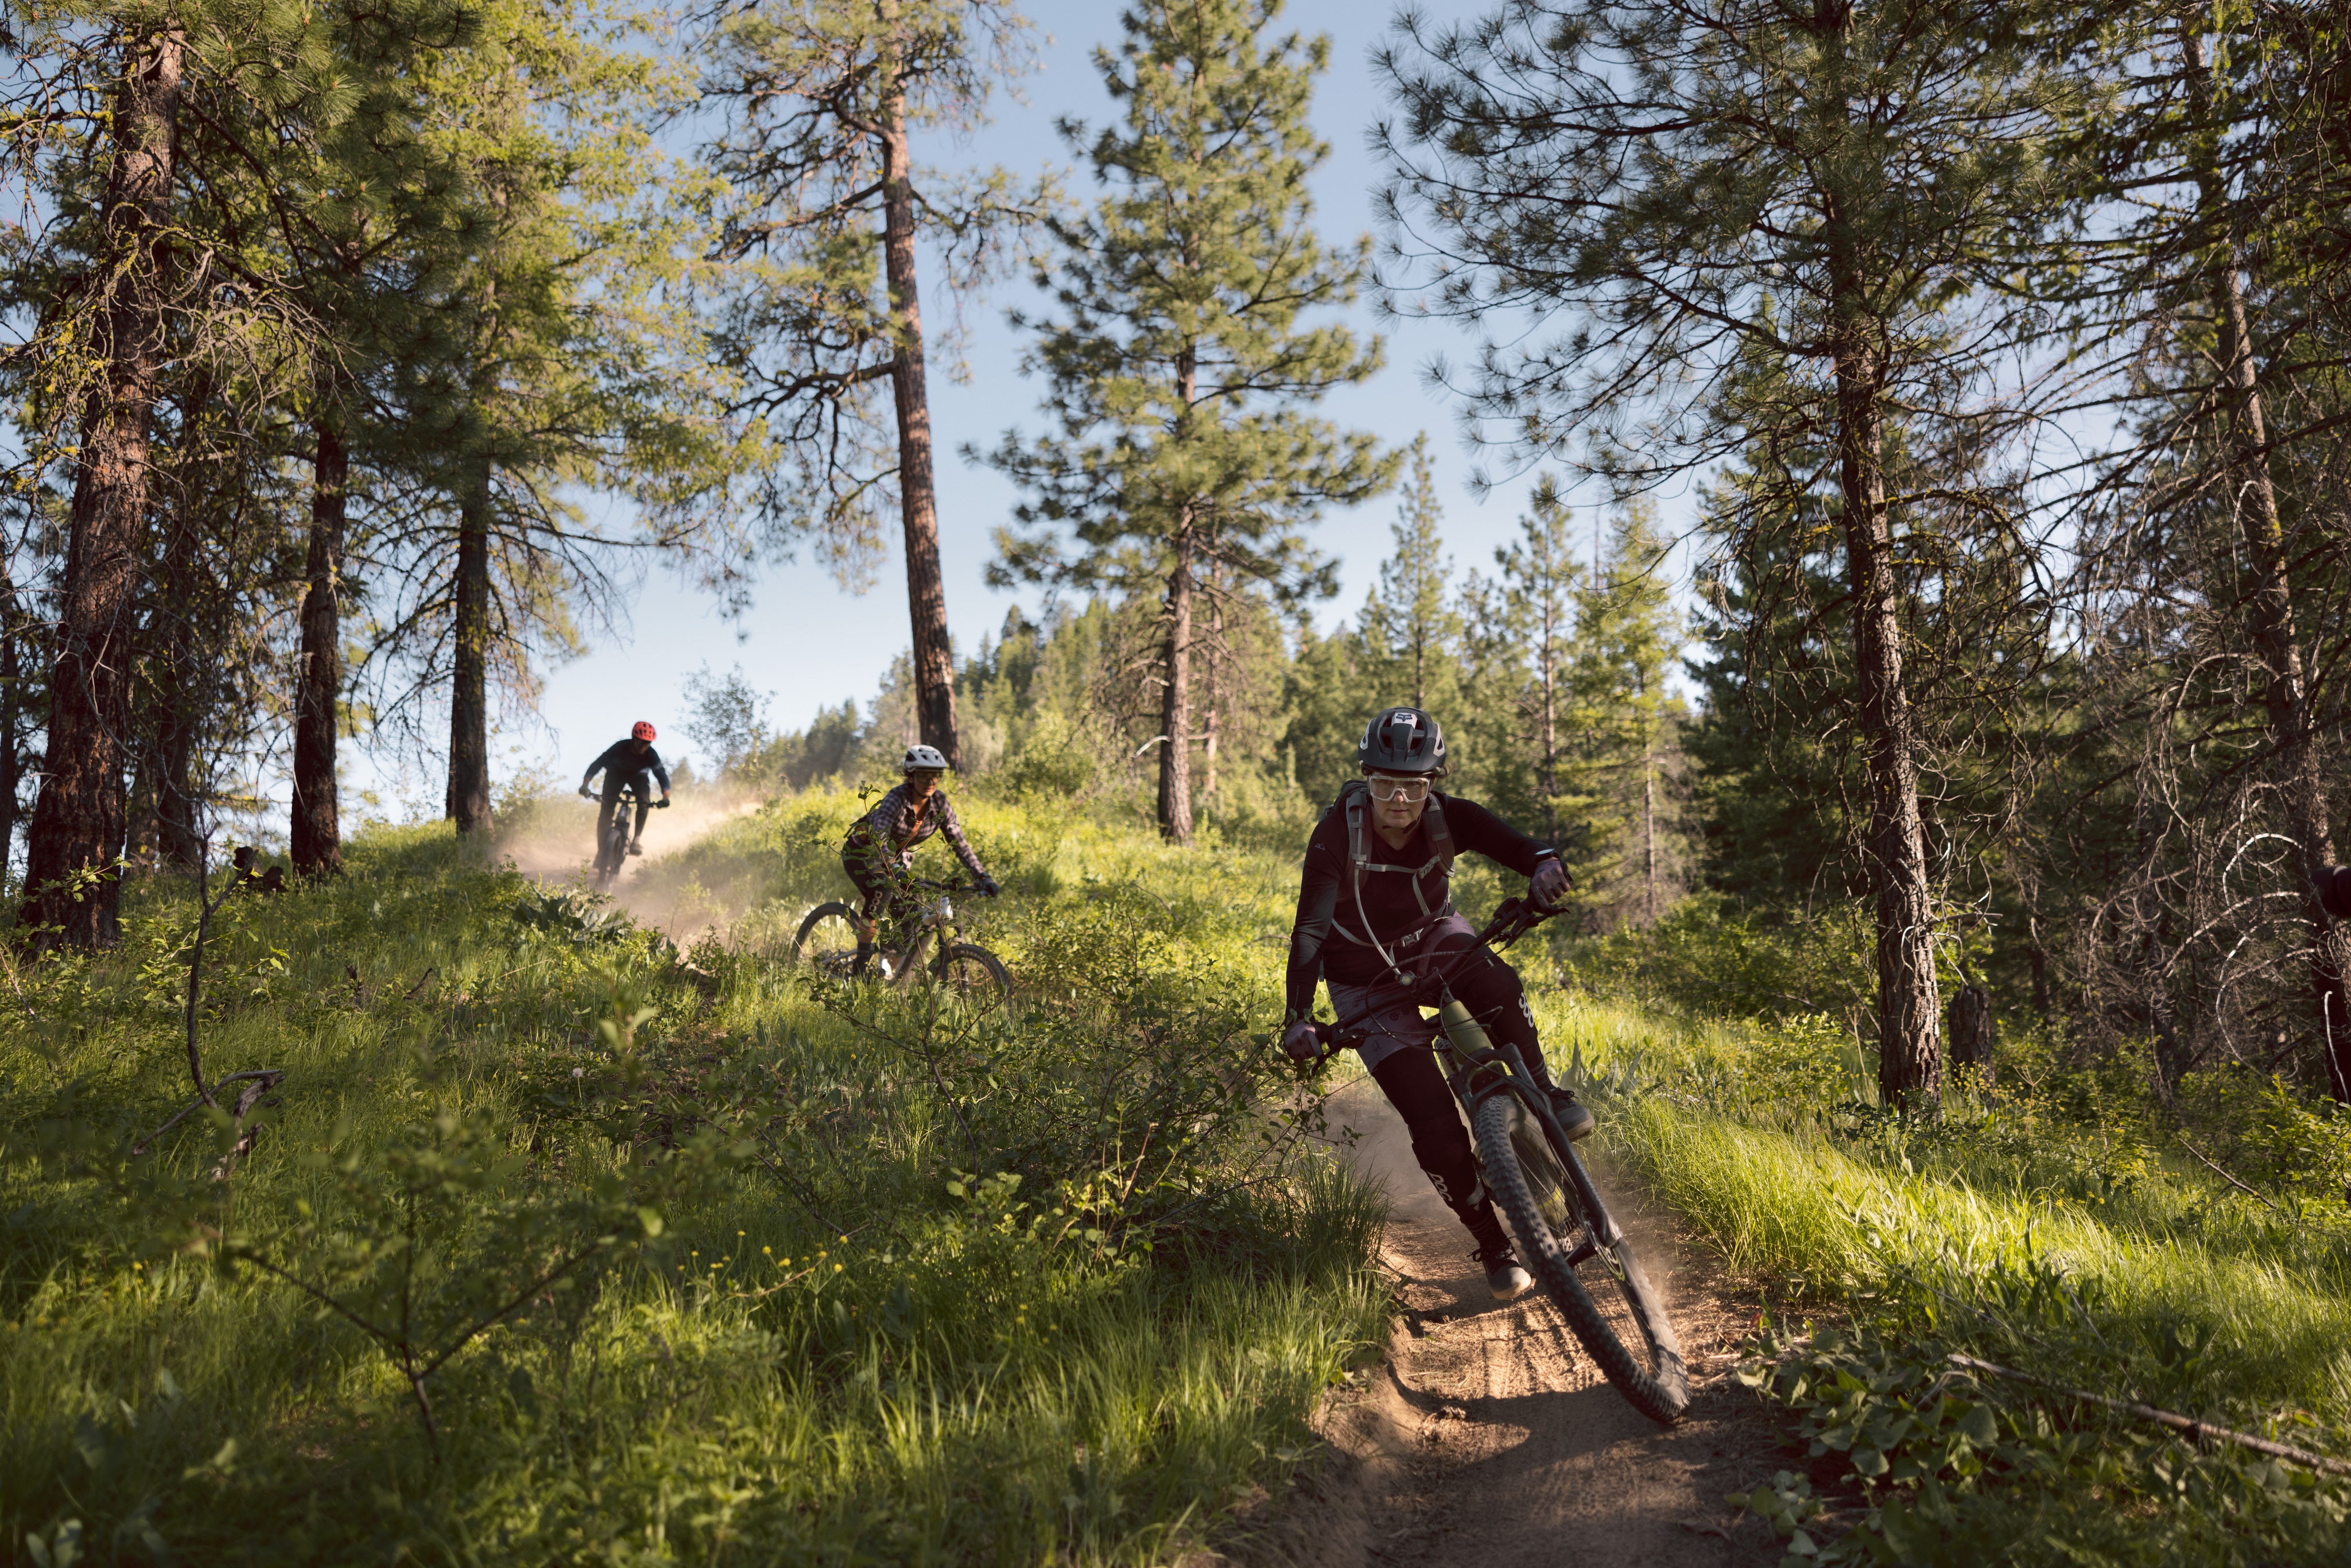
{"left": 1281, "top": 1019, "right": 1323, "bottom": 1065}
{"left": 976, "top": 875, "right": 1000, "bottom": 898}
{"left": 578, "top": 783, "right": 595, "bottom": 799}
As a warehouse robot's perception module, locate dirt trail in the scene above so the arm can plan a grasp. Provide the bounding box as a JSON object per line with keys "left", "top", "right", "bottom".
{"left": 496, "top": 790, "right": 772, "bottom": 936}
{"left": 1245, "top": 1077, "right": 1791, "bottom": 1567}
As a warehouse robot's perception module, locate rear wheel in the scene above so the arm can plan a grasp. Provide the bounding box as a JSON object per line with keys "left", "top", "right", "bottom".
{"left": 792, "top": 902, "right": 868, "bottom": 978}
{"left": 1471, "top": 1090, "right": 1689, "bottom": 1423}
{"left": 933, "top": 942, "right": 1010, "bottom": 1007}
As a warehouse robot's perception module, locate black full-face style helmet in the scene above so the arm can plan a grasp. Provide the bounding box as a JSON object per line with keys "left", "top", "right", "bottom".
{"left": 1357, "top": 707, "right": 1446, "bottom": 775}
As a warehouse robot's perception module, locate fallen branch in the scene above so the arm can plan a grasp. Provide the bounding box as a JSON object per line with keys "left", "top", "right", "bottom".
{"left": 2175, "top": 1132, "right": 2287, "bottom": 1216}
{"left": 134, "top": 1068, "right": 286, "bottom": 1157}
{"left": 1947, "top": 1354, "right": 2351, "bottom": 1477}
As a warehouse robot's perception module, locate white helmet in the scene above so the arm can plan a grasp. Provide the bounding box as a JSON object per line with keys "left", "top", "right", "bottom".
{"left": 901, "top": 744, "right": 949, "bottom": 774}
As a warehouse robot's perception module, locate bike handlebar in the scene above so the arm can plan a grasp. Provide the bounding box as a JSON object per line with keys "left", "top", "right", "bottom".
{"left": 910, "top": 875, "right": 998, "bottom": 897}
{"left": 1294, "top": 894, "right": 1563, "bottom": 1066}
{"left": 581, "top": 784, "right": 668, "bottom": 806}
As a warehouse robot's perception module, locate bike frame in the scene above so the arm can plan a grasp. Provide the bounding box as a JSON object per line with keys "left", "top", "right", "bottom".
{"left": 1322, "top": 898, "right": 1625, "bottom": 1262}
{"left": 874, "top": 876, "right": 979, "bottom": 981}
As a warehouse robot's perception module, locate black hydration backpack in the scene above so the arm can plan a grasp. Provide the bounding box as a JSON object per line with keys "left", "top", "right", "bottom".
{"left": 1333, "top": 778, "right": 1458, "bottom": 954}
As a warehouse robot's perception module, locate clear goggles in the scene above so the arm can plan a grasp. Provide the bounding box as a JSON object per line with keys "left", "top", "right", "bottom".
{"left": 1365, "top": 774, "right": 1432, "bottom": 803}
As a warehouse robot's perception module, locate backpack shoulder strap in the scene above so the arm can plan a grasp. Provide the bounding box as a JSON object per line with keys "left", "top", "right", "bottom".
{"left": 1341, "top": 781, "right": 1371, "bottom": 875}
{"left": 1422, "top": 794, "right": 1457, "bottom": 875}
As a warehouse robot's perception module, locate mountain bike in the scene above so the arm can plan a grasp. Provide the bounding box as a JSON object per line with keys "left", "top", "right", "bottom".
{"left": 791, "top": 876, "right": 1011, "bottom": 1007}
{"left": 584, "top": 783, "right": 665, "bottom": 891}
{"left": 1310, "top": 896, "right": 1689, "bottom": 1425}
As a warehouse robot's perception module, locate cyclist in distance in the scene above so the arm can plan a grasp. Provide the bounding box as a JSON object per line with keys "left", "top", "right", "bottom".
{"left": 841, "top": 744, "right": 1000, "bottom": 972}
{"left": 578, "top": 721, "right": 672, "bottom": 877}
{"left": 1280, "top": 707, "right": 1589, "bottom": 1303}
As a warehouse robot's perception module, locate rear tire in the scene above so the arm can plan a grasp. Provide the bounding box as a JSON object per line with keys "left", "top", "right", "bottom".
{"left": 933, "top": 942, "right": 1010, "bottom": 1007}
{"left": 1471, "top": 1091, "right": 1689, "bottom": 1423}
{"left": 792, "top": 902, "right": 867, "bottom": 978}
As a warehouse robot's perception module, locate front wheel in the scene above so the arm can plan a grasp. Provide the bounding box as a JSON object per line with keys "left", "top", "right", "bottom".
{"left": 932, "top": 942, "right": 1010, "bottom": 1007}
{"left": 792, "top": 902, "right": 868, "bottom": 978}
{"left": 1471, "top": 1092, "right": 1688, "bottom": 1423}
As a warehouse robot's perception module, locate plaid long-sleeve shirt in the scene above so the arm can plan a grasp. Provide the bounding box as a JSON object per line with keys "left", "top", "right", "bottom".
{"left": 845, "top": 783, "right": 988, "bottom": 876}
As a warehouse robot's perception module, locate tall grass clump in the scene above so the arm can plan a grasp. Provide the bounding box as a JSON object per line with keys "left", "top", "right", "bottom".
{"left": 0, "top": 797, "right": 1383, "bottom": 1565}
{"left": 1534, "top": 965, "right": 2351, "bottom": 1563}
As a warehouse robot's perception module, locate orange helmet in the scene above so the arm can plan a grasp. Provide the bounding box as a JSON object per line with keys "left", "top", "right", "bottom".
{"left": 631, "top": 720, "right": 656, "bottom": 741}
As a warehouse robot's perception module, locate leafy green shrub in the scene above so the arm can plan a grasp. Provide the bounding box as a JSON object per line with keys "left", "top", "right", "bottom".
{"left": 1554, "top": 893, "right": 1874, "bottom": 1025}
{"left": 999, "top": 708, "right": 1097, "bottom": 800}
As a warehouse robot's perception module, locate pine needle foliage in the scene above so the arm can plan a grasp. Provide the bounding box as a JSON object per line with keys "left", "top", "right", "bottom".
{"left": 983, "top": 0, "right": 1395, "bottom": 844}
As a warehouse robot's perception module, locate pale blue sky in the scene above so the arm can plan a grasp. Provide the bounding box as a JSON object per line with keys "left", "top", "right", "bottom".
{"left": 359, "top": 0, "right": 1700, "bottom": 816}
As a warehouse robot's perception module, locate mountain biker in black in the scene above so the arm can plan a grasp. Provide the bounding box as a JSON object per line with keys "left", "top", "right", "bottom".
{"left": 1281, "top": 707, "right": 1590, "bottom": 1303}
{"left": 577, "top": 721, "right": 671, "bottom": 876}
{"left": 842, "top": 744, "right": 1000, "bottom": 972}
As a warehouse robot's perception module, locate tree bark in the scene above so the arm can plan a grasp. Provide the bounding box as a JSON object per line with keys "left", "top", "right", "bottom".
{"left": 148, "top": 493, "right": 202, "bottom": 870}
{"left": 1947, "top": 977, "right": 1996, "bottom": 1088}
{"left": 1643, "top": 744, "right": 1656, "bottom": 925}
{"left": 293, "top": 406, "right": 348, "bottom": 875}
{"left": 447, "top": 449, "right": 494, "bottom": 835}
{"left": 2181, "top": 22, "right": 2351, "bottom": 1097}
{"left": 1539, "top": 575, "right": 1559, "bottom": 844}
{"left": 1158, "top": 538, "right": 1196, "bottom": 844}
{"left": 881, "top": 69, "right": 959, "bottom": 767}
{"left": 1828, "top": 197, "right": 1942, "bottom": 1112}
{"left": 23, "top": 24, "right": 184, "bottom": 949}
{"left": 0, "top": 572, "right": 20, "bottom": 867}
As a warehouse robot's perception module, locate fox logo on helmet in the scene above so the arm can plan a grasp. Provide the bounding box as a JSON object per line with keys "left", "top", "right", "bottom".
{"left": 1357, "top": 707, "right": 1446, "bottom": 773}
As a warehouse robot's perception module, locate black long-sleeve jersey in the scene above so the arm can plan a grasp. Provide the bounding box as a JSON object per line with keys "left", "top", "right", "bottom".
{"left": 583, "top": 739, "right": 670, "bottom": 795}
{"left": 1284, "top": 791, "right": 1554, "bottom": 1020}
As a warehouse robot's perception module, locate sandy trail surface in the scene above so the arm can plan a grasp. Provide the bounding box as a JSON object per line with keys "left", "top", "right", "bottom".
{"left": 497, "top": 790, "right": 769, "bottom": 934}
{"left": 1244, "top": 1076, "right": 1791, "bottom": 1567}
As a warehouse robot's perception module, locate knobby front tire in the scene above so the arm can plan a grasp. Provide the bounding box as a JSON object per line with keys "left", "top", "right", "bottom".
{"left": 792, "top": 902, "right": 867, "bottom": 978}
{"left": 1471, "top": 1092, "right": 1689, "bottom": 1424}
{"left": 933, "top": 942, "right": 1010, "bottom": 1007}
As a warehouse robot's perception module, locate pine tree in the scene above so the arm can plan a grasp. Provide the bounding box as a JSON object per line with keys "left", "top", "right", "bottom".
{"left": 364, "top": 0, "right": 749, "bottom": 835}
{"left": 5, "top": 0, "right": 364, "bottom": 943}
{"left": 1359, "top": 436, "right": 1463, "bottom": 722}
{"left": 697, "top": 0, "right": 1037, "bottom": 769}
{"left": 986, "top": 0, "right": 1391, "bottom": 844}
{"left": 1562, "top": 500, "right": 1685, "bottom": 928}
{"left": 1464, "top": 478, "right": 1581, "bottom": 841}
{"left": 1379, "top": 0, "right": 2078, "bottom": 1105}
{"left": 281, "top": 0, "right": 481, "bottom": 877}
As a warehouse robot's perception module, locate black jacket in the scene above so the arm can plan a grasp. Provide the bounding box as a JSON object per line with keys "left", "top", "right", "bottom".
{"left": 583, "top": 739, "right": 669, "bottom": 795}
{"left": 1284, "top": 790, "right": 1553, "bottom": 1018}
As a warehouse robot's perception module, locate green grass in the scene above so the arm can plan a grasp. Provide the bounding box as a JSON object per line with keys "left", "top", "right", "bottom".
{"left": 18, "top": 785, "right": 2351, "bottom": 1564}
{"left": 1537, "top": 990, "right": 2351, "bottom": 1562}
{"left": 0, "top": 793, "right": 1384, "bottom": 1565}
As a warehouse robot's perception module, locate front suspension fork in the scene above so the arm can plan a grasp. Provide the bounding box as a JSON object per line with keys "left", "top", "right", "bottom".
{"left": 1434, "top": 992, "right": 1623, "bottom": 1251}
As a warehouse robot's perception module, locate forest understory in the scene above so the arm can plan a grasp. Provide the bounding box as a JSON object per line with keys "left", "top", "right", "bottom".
{"left": 6, "top": 787, "right": 2351, "bottom": 1565}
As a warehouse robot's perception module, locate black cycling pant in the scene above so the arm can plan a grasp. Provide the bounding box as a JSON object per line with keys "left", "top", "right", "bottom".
{"left": 1365, "top": 944, "right": 1552, "bottom": 1257}
{"left": 843, "top": 835, "right": 920, "bottom": 945}
{"left": 595, "top": 789, "right": 650, "bottom": 872}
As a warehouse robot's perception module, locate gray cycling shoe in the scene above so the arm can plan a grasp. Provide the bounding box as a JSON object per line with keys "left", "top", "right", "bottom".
{"left": 1550, "top": 1087, "right": 1595, "bottom": 1143}
{"left": 1476, "top": 1244, "right": 1534, "bottom": 1302}
{"left": 627, "top": 839, "right": 645, "bottom": 857}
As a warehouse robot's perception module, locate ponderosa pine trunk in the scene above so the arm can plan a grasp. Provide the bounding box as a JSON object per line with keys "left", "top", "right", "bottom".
{"left": 1828, "top": 193, "right": 1943, "bottom": 1111}
{"left": 1157, "top": 535, "right": 1196, "bottom": 844}
{"left": 23, "top": 24, "right": 184, "bottom": 948}
{"left": 1538, "top": 592, "right": 1560, "bottom": 844}
{"left": 148, "top": 495, "right": 202, "bottom": 870}
{"left": 292, "top": 406, "right": 348, "bottom": 876}
{"left": 0, "top": 573, "right": 20, "bottom": 866}
{"left": 2181, "top": 23, "right": 2351, "bottom": 1097}
{"left": 447, "top": 450, "right": 494, "bottom": 835}
{"left": 881, "top": 69, "right": 959, "bottom": 768}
